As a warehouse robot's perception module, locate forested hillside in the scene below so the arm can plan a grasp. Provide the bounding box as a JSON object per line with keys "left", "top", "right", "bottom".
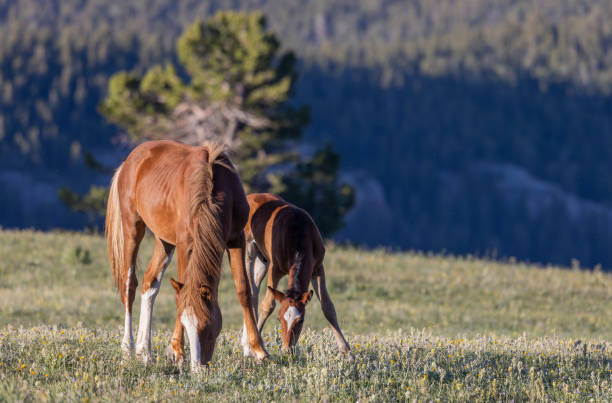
{"left": 2, "top": 0, "right": 612, "bottom": 267}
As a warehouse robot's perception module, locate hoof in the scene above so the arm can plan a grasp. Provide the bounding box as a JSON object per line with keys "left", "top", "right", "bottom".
{"left": 242, "top": 325, "right": 269, "bottom": 362}
{"left": 241, "top": 340, "right": 254, "bottom": 358}
{"left": 135, "top": 347, "right": 151, "bottom": 364}
{"left": 281, "top": 345, "right": 298, "bottom": 356}
{"left": 255, "top": 350, "right": 270, "bottom": 363}
{"left": 191, "top": 366, "right": 204, "bottom": 374}
{"left": 345, "top": 351, "right": 355, "bottom": 361}
{"left": 240, "top": 326, "right": 255, "bottom": 358}
{"left": 165, "top": 344, "right": 183, "bottom": 365}
{"left": 121, "top": 341, "right": 134, "bottom": 358}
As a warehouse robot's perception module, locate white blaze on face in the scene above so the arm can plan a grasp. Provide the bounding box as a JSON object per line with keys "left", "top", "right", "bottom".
{"left": 283, "top": 306, "right": 301, "bottom": 331}
{"left": 181, "top": 306, "right": 201, "bottom": 371}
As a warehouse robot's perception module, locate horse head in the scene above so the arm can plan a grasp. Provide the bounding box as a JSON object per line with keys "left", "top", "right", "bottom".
{"left": 170, "top": 277, "right": 222, "bottom": 371}
{"left": 268, "top": 287, "right": 313, "bottom": 352}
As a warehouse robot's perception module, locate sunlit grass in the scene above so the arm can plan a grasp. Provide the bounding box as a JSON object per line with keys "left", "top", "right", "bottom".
{"left": 0, "top": 229, "right": 611, "bottom": 400}
{"left": 1, "top": 326, "right": 610, "bottom": 401}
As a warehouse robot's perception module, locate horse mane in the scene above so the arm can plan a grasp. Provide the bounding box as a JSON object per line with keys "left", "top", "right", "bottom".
{"left": 284, "top": 208, "right": 310, "bottom": 297}
{"left": 179, "top": 142, "right": 234, "bottom": 323}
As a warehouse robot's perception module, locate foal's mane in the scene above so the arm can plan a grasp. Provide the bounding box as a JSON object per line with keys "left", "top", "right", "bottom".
{"left": 285, "top": 207, "right": 310, "bottom": 297}
{"left": 179, "top": 142, "right": 234, "bottom": 322}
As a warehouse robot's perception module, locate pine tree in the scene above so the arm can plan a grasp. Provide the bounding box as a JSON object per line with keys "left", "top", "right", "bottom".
{"left": 97, "top": 11, "right": 353, "bottom": 235}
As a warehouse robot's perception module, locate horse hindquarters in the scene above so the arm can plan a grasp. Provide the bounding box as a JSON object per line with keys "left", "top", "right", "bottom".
{"left": 106, "top": 165, "right": 147, "bottom": 355}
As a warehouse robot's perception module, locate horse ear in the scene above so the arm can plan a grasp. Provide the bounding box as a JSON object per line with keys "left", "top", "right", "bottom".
{"left": 300, "top": 290, "right": 314, "bottom": 305}
{"left": 199, "top": 286, "right": 210, "bottom": 299}
{"left": 268, "top": 287, "right": 285, "bottom": 302}
{"left": 170, "top": 277, "right": 183, "bottom": 293}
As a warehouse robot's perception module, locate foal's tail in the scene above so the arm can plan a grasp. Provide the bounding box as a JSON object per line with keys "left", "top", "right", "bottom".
{"left": 180, "top": 144, "right": 232, "bottom": 317}
{"left": 105, "top": 165, "right": 124, "bottom": 292}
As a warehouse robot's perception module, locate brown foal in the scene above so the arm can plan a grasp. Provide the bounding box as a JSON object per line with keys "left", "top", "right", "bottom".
{"left": 105, "top": 140, "right": 267, "bottom": 371}
{"left": 240, "top": 193, "right": 352, "bottom": 357}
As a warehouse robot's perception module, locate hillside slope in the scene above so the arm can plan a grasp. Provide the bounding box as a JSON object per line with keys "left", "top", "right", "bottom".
{"left": 1, "top": 230, "right": 610, "bottom": 337}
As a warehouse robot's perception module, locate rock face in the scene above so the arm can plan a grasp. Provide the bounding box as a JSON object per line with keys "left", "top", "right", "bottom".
{"left": 473, "top": 162, "right": 612, "bottom": 223}
{"left": 335, "top": 163, "right": 612, "bottom": 267}
{"left": 335, "top": 171, "right": 395, "bottom": 246}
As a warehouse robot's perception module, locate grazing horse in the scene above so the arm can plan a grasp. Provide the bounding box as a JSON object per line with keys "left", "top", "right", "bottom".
{"left": 105, "top": 140, "right": 267, "bottom": 370}
{"left": 240, "top": 193, "right": 352, "bottom": 357}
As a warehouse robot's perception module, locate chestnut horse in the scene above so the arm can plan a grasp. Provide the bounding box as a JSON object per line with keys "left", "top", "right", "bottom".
{"left": 240, "top": 193, "right": 352, "bottom": 357}
{"left": 105, "top": 140, "right": 267, "bottom": 370}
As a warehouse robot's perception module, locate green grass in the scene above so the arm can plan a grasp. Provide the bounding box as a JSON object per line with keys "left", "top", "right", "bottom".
{"left": 0, "top": 229, "right": 611, "bottom": 401}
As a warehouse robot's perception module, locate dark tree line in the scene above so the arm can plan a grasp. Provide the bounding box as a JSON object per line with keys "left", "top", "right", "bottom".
{"left": 2, "top": 0, "right": 612, "bottom": 267}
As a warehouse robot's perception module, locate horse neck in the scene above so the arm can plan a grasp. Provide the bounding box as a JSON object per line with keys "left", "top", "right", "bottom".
{"left": 286, "top": 251, "right": 314, "bottom": 293}
{"left": 187, "top": 269, "right": 219, "bottom": 297}
{"left": 180, "top": 255, "right": 221, "bottom": 319}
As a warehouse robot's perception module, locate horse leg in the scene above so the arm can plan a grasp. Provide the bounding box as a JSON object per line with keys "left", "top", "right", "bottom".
{"left": 257, "top": 267, "right": 281, "bottom": 332}
{"left": 241, "top": 241, "right": 268, "bottom": 356}
{"left": 227, "top": 233, "right": 268, "bottom": 361}
{"left": 311, "top": 268, "right": 353, "bottom": 358}
{"left": 166, "top": 241, "right": 188, "bottom": 365}
{"left": 120, "top": 220, "right": 145, "bottom": 356}
{"left": 135, "top": 237, "right": 174, "bottom": 363}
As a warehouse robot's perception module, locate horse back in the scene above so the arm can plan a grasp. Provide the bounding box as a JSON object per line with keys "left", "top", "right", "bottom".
{"left": 246, "top": 193, "right": 324, "bottom": 274}
{"left": 210, "top": 156, "right": 249, "bottom": 243}
{"left": 118, "top": 140, "right": 225, "bottom": 245}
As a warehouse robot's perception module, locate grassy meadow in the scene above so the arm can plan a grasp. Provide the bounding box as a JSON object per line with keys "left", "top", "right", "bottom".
{"left": 0, "top": 229, "right": 611, "bottom": 401}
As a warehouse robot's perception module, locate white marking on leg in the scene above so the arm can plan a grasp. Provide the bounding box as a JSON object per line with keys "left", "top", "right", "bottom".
{"left": 241, "top": 322, "right": 253, "bottom": 357}
{"left": 121, "top": 267, "right": 134, "bottom": 354}
{"left": 239, "top": 256, "right": 266, "bottom": 357}
{"left": 135, "top": 287, "right": 157, "bottom": 360}
{"left": 247, "top": 240, "right": 260, "bottom": 261}
{"left": 283, "top": 306, "right": 301, "bottom": 330}
{"left": 135, "top": 251, "right": 173, "bottom": 360}
{"left": 181, "top": 307, "right": 201, "bottom": 371}
{"left": 122, "top": 307, "right": 133, "bottom": 353}
{"left": 254, "top": 257, "right": 267, "bottom": 283}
